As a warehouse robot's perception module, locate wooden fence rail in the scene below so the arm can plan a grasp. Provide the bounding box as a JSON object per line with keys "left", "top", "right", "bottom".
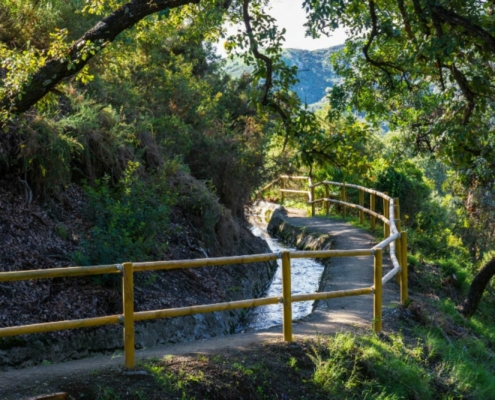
{"left": 0, "top": 177, "right": 407, "bottom": 369}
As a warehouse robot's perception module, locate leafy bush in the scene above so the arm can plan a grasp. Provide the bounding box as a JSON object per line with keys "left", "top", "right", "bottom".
{"left": 370, "top": 159, "right": 431, "bottom": 221}
{"left": 74, "top": 162, "right": 175, "bottom": 267}
{"left": 17, "top": 115, "right": 83, "bottom": 194}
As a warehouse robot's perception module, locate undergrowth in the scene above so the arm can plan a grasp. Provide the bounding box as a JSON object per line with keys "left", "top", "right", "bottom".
{"left": 73, "top": 162, "right": 176, "bottom": 268}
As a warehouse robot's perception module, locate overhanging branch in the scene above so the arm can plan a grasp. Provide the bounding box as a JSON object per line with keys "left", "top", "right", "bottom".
{"left": 1, "top": 0, "right": 201, "bottom": 114}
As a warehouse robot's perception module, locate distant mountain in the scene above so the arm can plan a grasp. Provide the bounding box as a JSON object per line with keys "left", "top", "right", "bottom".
{"left": 223, "top": 45, "right": 343, "bottom": 108}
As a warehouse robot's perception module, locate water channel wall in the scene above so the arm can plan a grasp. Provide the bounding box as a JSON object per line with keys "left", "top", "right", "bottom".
{"left": 267, "top": 208, "right": 334, "bottom": 252}
{"left": 266, "top": 207, "right": 335, "bottom": 311}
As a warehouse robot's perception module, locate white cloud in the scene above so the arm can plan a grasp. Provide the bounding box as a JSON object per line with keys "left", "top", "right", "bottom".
{"left": 270, "top": 0, "right": 347, "bottom": 50}
{"left": 217, "top": 0, "right": 347, "bottom": 56}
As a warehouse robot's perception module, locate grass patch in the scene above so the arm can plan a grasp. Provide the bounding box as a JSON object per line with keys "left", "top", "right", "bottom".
{"left": 310, "top": 332, "right": 432, "bottom": 399}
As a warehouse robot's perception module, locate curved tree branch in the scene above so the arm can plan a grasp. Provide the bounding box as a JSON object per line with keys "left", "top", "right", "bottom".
{"left": 460, "top": 257, "right": 495, "bottom": 318}
{"left": 242, "top": 0, "right": 273, "bottom": 106}
{"left": 430, "top": 8, "right": 476, "bottom": 124}
{"left": 363, "top": 0, "right": 407, "bottom": 86}
{"left": 432, "top": 5, "right": 495, "bottom": 53}
{"left": 1, "top": 0, "right": 202, "bottom": 114}
{"left": 397, "top": 0, "right": 414, "bottom": 40}
{"left": 411, "top": 0, "right": 431, "bottom": 36}
{"left": 450, "top": 63, "right": 476, "bottom": 124}
{"left": 241, "top": 0, "right": 291, "bottom": 150}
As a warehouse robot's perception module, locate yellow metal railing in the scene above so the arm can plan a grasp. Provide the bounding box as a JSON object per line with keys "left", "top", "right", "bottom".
{"left": 258, "top": 175, "right": 408, "bottom": 307}
{"left": 0, "top": 178, "right": 408, "bottom": 369}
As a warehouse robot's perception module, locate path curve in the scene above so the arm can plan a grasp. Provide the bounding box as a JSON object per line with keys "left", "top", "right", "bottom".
{"left": 0, "top": 207, "right": 399, "bottom": 397}
{"left": 282, "top": 207, "right": 398, "bottom": 333}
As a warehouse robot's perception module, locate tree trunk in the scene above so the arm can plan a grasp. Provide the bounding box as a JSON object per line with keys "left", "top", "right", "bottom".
{"left": 0, "top": 0, "right": 200, "bottom": 115}
{"left": 460, "top": 256, "right": 495, "bottom": 318}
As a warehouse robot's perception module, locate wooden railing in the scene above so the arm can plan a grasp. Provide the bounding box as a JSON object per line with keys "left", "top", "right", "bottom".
{"left": 0, "top": 177, "right": 407, "bottom": 369}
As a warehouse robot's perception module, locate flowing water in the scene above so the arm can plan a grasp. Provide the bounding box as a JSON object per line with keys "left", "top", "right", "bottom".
{"left": 246, "top": 225, "right": 325, "bottom": 330}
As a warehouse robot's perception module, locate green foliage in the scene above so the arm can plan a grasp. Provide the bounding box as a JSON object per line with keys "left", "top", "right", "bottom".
{"left": 74, "top": 162, "right": 175, "bottom": 267}
{"left": 370, "top": 159, "right": 431, "bottom": 221}
{"left": 1, "top": 0, "right": 271, "bottom": 218}
{"left": 56, "top": 95, "right": 136, "bottom": 183}
{"left": 310, "top": 0, "right": 495, "bottom": 185}
{"left": 95, "top": 385, "right": 119, "bottom": 400}
{"left": 367, "top": 158, "right": 466, "bottom": 261}
{"left": 15, "top": 115, "right": 84, "bottom": 193}
{"left": 175, "top": 174, "right": 222, "bottom": 248}
{"left": 420, "top": 305, "right": 495, "bottom": 399}
{"left": 311, "top": 329, "right": 495, "bottom": 400}
{"left": 82, "top": 17, "right": 270, "bottom": 214}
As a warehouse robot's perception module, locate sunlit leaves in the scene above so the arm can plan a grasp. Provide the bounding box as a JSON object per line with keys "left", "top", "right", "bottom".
{"left": 82, "top": 0, "right": 124, "bottom": 15}
{"left": 304, "top": 0, "right": 495, "bottom": 176}
{"left": 0, "top": 44, "right": 42, "bottom": 103}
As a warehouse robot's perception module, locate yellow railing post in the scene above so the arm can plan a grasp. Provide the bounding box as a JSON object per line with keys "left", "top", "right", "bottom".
{"left": 359, "top": 189, "right": 364, "bottom": 224}
{"left": 341, "top": 184, "right": 346, "bottom": 219}
{"left": 325, "top": 184, "right": 330, "bottom": 216}
{"left": 281, "top": 251, "right": 293, "bottom": 342}
{"left": 383, "top": 194, "right": 390, "bottom": 239}
{"left": 373, "top": 249, "right": 383, "bottom": 332}
{"left": 122, "top": 262, "right": 135, "bottom": 369}
{"left": 309, "top": 177, "right": 315, "bottom": 217}
{"left": 395, "top": 219, "right": 402, "bottom": 284}
{"left": 394, "top": 197, "right": 400, "bottom": 220}
{"left": 400, "top": 231, "right": 408, "bottom": 304}
{"left": 370, "top": 193, "right": 376, "bottom": 230}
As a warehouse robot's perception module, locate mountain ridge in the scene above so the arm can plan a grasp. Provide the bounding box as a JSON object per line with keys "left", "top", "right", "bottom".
{"left": 223, "top": 44, "right": 344, "bottom": 107}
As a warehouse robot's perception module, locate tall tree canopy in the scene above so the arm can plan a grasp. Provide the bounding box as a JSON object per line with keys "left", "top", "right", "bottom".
{"left": 2, "top": 1, "right": 495, "bottom": 126}
{"left": 305, "top": 0, "right": 495, "bottom": 173}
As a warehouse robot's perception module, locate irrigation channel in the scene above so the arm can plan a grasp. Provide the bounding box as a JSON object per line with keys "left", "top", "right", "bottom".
{"left": 244, "top": 224, "right": 324, "bottom": 331}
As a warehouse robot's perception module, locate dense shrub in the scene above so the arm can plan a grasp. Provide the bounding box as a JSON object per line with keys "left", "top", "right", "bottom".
{"left": 370, "top": 159, "right": 431, "bottom": 221}
{"left": 74, "top": 162, "right": 175, "bottom": 266}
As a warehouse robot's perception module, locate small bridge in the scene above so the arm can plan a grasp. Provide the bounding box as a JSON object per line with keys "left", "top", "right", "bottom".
{"left": 0, "top": 177, "right": 408, "bottom": 370}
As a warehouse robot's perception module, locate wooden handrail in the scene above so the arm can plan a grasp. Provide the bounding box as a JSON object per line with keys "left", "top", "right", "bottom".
{"left": 0, "top": 177, "right": 408, "bottom": 369}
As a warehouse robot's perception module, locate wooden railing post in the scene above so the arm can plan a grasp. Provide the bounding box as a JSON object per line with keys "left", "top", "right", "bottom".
{"left": 395, "top": 219, "right": 402, "bottom": 284}
{"left": 370, "top": 193, "right": 376, "bottom": 230}
{"left": 122, "top": 262, "right": 135, "bottom": 369}
{"left": 325, "top": 184, "right": 330, "bottom": 216}
{"left": 394, "top": 198, "right": 400, "bottom": 221}
{"left": 383, "top": 194, "right": 390, "bottom": 239}
{"left": 373, "top": 249, "right": 383, "bottom": 332}
{"left": 281, "top": 251, "right": 293, "bottom": 342}
{"left": 309, "top": 178, "right": 315, "bottom": 217}
{"left": 400, "top": 231, "right": 408, "bottom": 305}
{"left": 359, "top": 189, "right": 364, "bottom": 224}
{"left": 341, "top": 184, "right": 346, "bottom": 219}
